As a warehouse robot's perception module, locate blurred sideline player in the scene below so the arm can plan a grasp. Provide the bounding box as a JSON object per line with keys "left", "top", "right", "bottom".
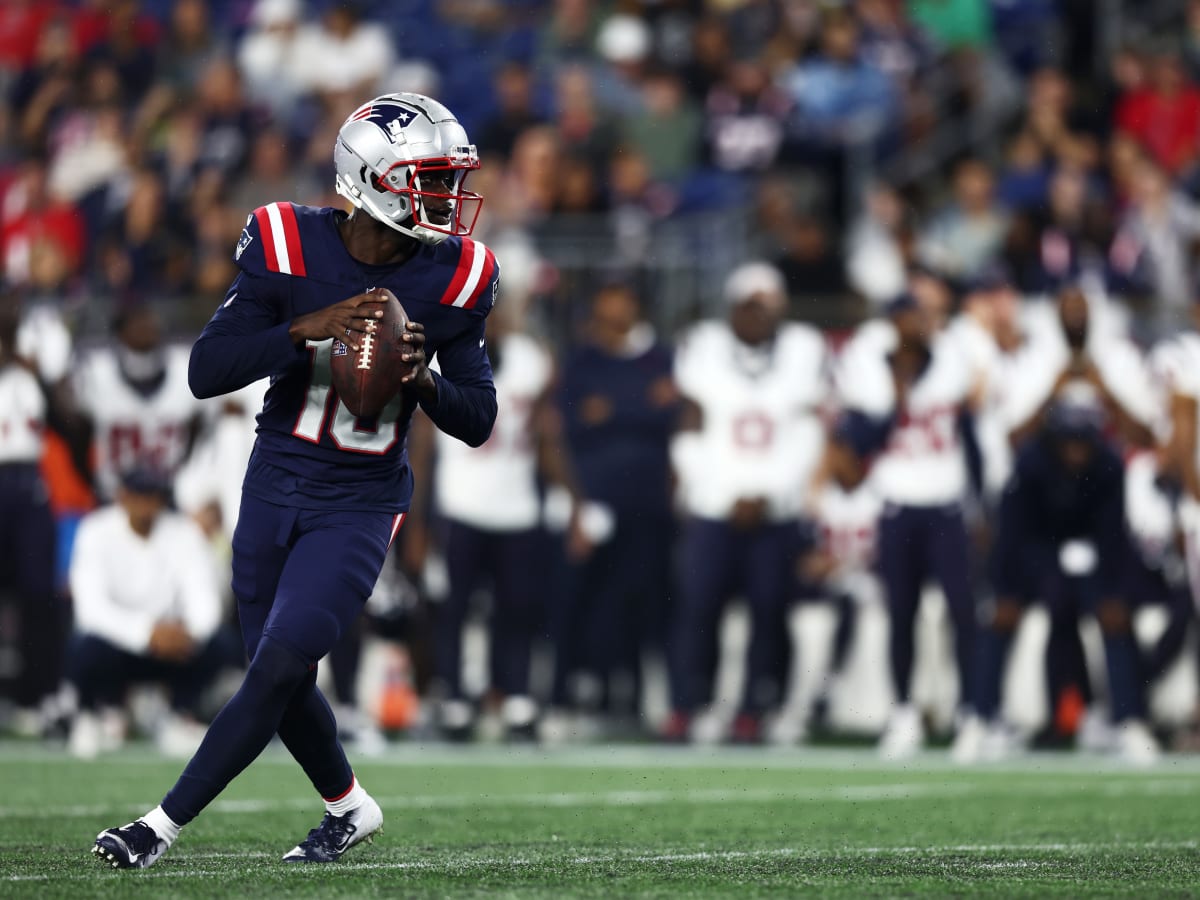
{"left": 413, "top": 300, "right": 560, "bottom": 740}
{"left": 175, "top": 378, "right": 270, "bottom": 545}
{"left": 994, "top": 280, "right": 1157, "bottom": 742}
{"left": 72, "top": 302, "right": 207, "bottom": 502}
{"left": 67, "top": 466, "right": 224, "bottom": 759}
{"left": 1148, "top": 299, "right": 1200, "bottom": 742}
{"left": 92, "top": 92, "right": 498, "bottom": 869}
{"left": 837, "top": 289, "right": 985, "bottom": 759}
{"left": 666, "top": 262, "right": 827, "bottom": 744}
{"left": 786, "top": 414, "right": 884, "bottom": 738}
{"left": 1123, "top": 450, "right": 1193, "bottom": 719}
{"left": 1003, "top": 281, "right": 1156, "bottom": 450}
{"left": 0, "top": 299, "right": 59, "bottom": 733}
{"left": 550, "top": 277, "right": 677, "bottom": 735}
{"left": 948, "top": 267, "right": 1052, "bottom": 504}
{"left": 961, "top": 392, "right": 1159, "bottom": 764}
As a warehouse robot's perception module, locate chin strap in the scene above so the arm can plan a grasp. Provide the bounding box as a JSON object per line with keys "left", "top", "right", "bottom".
{"left": 337, "top": 177, "right": 450, "bottom": 245}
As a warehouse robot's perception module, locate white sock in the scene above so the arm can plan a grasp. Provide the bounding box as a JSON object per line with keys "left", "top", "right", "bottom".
{"left": 324, "top": 776, "right": 367, "bottom": 817}
{"left": 140, "top": 806, "right": 182, "bottom": 845}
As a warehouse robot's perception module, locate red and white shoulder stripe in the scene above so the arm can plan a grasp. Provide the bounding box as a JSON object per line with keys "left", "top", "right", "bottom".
{"left": 439, "top": 239, "right": 496, "bottom": 309}
{"left": 253, "top": 202, "right": 308, "bottom": 277}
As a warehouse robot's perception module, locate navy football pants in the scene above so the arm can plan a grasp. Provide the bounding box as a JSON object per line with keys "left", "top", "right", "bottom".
{"left": 551, "top": 513, "right": 673, "bottom": 714}
{"left": 974, "top": 567, "right": 1147, "bottom": 724}
{"left": 434, "top": 519, "right": 543, "bottom": 700}
{"left": 162, "top": 495, "right": 398, "bottom": 825}
{"left": 670, "top": 517, "right": 797, "bottom": 716}
{"left": 0, "top": 463, "right": 60, "bottom": 708}
{"left": 876, "top": 503, "right": 976, "bottom": 708}
{"left": 70, "top": 633, "right": 224, "bottom": 715}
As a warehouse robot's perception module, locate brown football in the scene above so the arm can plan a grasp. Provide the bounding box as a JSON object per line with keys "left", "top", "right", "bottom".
{"left": 330, "top": 288, "right": 411, "bottom": 418}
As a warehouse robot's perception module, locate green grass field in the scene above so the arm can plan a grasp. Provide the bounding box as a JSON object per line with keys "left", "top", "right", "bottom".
{"left": 1, "top": 743, "right": 1199, "bottom": 897}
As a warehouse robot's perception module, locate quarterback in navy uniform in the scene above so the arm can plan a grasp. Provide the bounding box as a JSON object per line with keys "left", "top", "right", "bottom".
{"left": 92, "top": 93, "right": 498, "bottom": 869}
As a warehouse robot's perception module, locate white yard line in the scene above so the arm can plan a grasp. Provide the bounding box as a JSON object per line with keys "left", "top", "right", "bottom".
{"left": 6, "top": 743, "right": 1200, "bottom": 776}
{"left": 8, "top": 842, "right": 1199, "bottom": 883}
{"left": 4, "top": 778, "right": 1197, "bottom": 821}
{"left": 0, "top": 782, "right": 977, "bottom": 819}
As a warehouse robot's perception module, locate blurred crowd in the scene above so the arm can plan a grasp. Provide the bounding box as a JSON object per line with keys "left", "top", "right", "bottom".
{"left": 4, "top": 0, "right": 1200, "bottom": 762}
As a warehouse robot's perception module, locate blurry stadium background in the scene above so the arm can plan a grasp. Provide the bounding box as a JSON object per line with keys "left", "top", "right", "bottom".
{"left": 3, "top": 0, "right": 1200, "bottom": 764}
{"left": 10, "top": 1, "right": 1200, "bottom": 895}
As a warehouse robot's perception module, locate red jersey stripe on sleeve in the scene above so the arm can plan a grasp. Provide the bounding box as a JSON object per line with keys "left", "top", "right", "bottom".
{"left": 276, "top": 202, "right": 307, "bottom": 277}
{"left": 254, "top": 205, "right": 279, "bottom": 273}
{"left": 462, "top": 246, "right": 496, "bottom": 309}
{"left": 440, "top": 239, "right": 477, "bottom": 306}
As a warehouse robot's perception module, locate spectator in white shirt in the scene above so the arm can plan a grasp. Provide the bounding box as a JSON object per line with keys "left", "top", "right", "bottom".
{"left": 291, "top": 4, "right": 395, "bottom": 100}
{"left": 67, "top": 466, "right": 223, "bottom": 757}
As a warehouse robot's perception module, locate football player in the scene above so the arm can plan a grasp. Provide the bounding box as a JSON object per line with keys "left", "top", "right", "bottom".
{"left": 417, "top": 299, "right": 559, "bottom": 741}
{"left": 72, "top": 302, "right": 207, "bottom": 502}
{"left": 1145, "top": 297, "right": 1200, "bottom": 741}
{"left": 0, "top": 298, "right": 59, "bottom": 734}
{"left": 785, "top": 413, "right": 886, "bottom": 739}
{"left": 92, "top": 93, "right": 498, "bottom": 869}
{"left": 666, "top": 261, "right": 827, "bottom": 743}
{"left": 1151, "top": 300, "right": 1200, "bottom": 596}
{"left": 967, "top": 392, "right": 1159, "bottom": 764}
{"left": 549, "top": 277, "right": 677, "bottom": 736}
{"left": 836, "top": 290, "right": 985, "bottom": 759}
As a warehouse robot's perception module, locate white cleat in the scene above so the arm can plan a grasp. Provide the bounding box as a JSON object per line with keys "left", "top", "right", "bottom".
{"left": 1115, "top": 719, "right": 1160, "bottom": 767}
{"left": 92, "top": 821, "right": 169, "bottom": 869}
{"left": 282, "top": 795, "right": 383, "bottom": 863}
{"left": 879, "top": 705, "right": 924, "bottom": 761}
{"left": 950, "top": 714, "right": 987, "bottom": 764}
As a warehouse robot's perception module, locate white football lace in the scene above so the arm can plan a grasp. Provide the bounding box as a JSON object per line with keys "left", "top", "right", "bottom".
{"left": 357, "top": 333, "right": 375, "bottom": 370}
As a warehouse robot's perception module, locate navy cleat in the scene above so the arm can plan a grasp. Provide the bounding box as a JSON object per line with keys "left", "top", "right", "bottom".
{"left": 281, "top": 796, "right": 383, "bottom": 863}
{"left": 91, "top": 821, "right": 169, "bottom": 869}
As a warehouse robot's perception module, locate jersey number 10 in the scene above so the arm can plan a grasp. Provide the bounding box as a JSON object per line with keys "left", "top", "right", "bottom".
{"left": 293, "top": 339, "right": 402, "bottom": 454}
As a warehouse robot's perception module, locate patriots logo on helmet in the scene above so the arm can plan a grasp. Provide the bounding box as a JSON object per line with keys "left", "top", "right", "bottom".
{"left": 348, "top": 100, "right": 416, "bottom": 144}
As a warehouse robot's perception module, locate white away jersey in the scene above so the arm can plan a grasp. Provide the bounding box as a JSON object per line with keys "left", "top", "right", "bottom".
{"left": 74, "top": 345, "right": 205, "bottom": 499}
{"left": 174, "top": 378, "right": 269, "bottom": 535}
{"left": 1008, "top": 302, "right": 1157, "bottom": 435}
{"left": 837, "top": 320, "right": 974, "bottom": 507}
{"left": 674, "top": 321, "right": 827, "bottom": 521}
{"left": 961, "top": 304, "right": 1061, "bottom": 498}
{"left": 434, "top": 333, "right": 551, "bottom": 531}
{"left": 0, "top": 364, "right": 46, "bottom": 464}
{"left": 813, "top": 480, "right": 882, "bottom": 575}
{"left": 1151, "top": 330, "right": 1200, "bottom": 473}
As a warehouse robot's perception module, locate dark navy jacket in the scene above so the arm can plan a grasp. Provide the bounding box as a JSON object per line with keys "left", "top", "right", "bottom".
{"left": 559, "top": 337, "right": 676, "bottom": 517}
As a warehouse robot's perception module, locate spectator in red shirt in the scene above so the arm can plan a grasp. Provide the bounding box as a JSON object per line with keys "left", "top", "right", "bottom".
{"left": 0, "top": 156, "right": 86, "bottom": 287}
{"left": 0, "top": 0, "right": 57, "bottom": 74}
{"left": 1115, "top": 51, "right": 1200, "bottom": 176}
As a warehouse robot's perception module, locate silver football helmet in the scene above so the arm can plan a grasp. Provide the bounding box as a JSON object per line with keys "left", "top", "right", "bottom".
{"left": 334, "top": 92, "right": 482, "bottom": 244}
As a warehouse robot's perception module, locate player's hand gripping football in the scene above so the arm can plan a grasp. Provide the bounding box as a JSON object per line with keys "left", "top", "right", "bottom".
{"left": 287, "top": 290, "right": 386, "bottom": 351}
{"left": 399, "top": 321, "right": 437, "bottom": 399}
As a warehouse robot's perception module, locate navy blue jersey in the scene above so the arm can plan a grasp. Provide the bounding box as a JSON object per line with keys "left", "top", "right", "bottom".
{"left": 559, "top": 337, "right": 676, "bottom": 516}
{"left": 189, "top": 202, "right": 498, "bottom": 514}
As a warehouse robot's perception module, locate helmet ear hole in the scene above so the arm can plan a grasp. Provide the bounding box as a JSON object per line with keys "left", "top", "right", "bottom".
{"left": 367, "top": 170, "right": 391, "bottom": 194}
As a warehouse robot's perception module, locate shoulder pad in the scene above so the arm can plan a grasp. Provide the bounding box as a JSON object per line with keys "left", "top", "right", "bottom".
{"left": 234, "top": 202, "right": 316, "bottom": 278}
{"left": 434, "top": 237, "right": 499, "bottom": 314}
